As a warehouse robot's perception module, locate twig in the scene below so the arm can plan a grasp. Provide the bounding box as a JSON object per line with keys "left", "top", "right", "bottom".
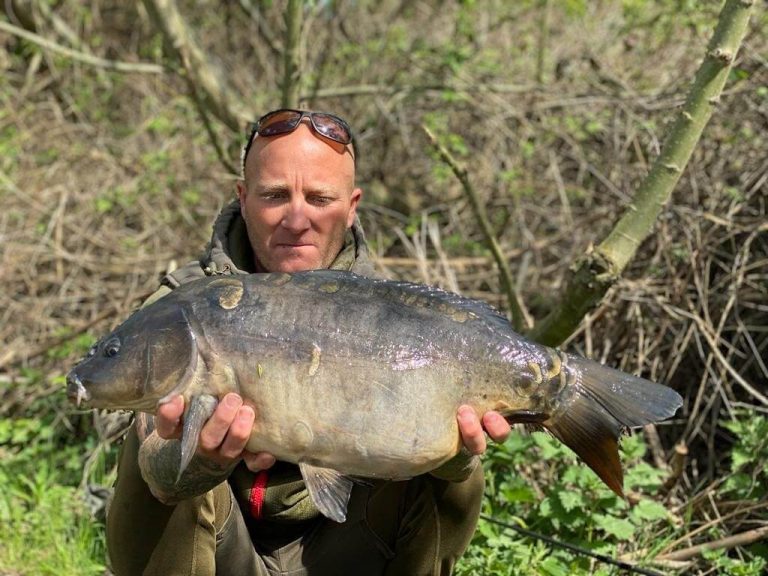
{"left": 480, "top": 514, "right": 666, "bottom": 576}
{"left": 141, "top": 0, "right": 248, "bottom": 132}
{"left": 237, "top": 0, "right": 281, "bottom": 58}
{"left": 28, "top": 0, "right": 88, "bottom": 53}
{"left": 422, "top": 124, "right": 528, "bottom": 331}
{"left": 660, "top": 300, "right": 768, "bottom": 406}
{"left": 662, "top": 442, "right": 688, "bottom": 491}
{"left": 187, "top": 80, "right": 240, "bottom": 176}
{"left": 661, "top": 501, "right": 768, "bottom": 555}
{"left": 536, "top": 0, "right": 551, "bottom": 85}
{"left": 656, "top": 525, "right": 768, "bottom": 562}
{"left": 643, "top": 423, "right": 668, "bottom": 470}
{"left": 0, "top": 288, "right": 153, "bottom": 371}
{"left": 280, "top": 0, "right": 302, "bottom": 109}
{"left": 303, "top": 82, "right": 538, "bottom": 100}
{"left": 0, "top": 19, "right": 164, "bottom": 74}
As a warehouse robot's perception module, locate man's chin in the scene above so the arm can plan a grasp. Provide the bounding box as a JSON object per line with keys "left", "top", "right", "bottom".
{"left": 269, "top": 255, "right": 325, "bottom": 273}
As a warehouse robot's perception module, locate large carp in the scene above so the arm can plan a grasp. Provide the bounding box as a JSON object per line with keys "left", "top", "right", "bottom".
{"left": 66, "top": 270, "right": 682, "bottom": 522}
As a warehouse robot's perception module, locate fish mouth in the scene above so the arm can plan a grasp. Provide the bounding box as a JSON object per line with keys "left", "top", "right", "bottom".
{"left": 66, "top": 371, "right": 91, "bottom": 407}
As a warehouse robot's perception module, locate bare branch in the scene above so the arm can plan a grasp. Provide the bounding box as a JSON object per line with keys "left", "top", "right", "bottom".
{"left": 303, "top": 82, "right": 538, "bottom": 100}
{"left": 422, "top": 125, "right": 530, "bottom": 331}
{"left": 536, "top": 0, "right": 551, "bottom": 85}
{"left": 238, "top": 0, "right": 281, "bottom": 58}
{"left": 141, "top": 0, "right": 249, "bottom": 132}
{"left": 655, "top": 525, "right": 768, "bottom": 562}
{"left": 187, "top": 84, "right": 240, "bottom": 176}
{"left": 281, "top": 0, "right": 303, "bottom": 109}
{"left": 31, "top": 0, "right": 82, "bottom": 49}
{"left": 0, "top": 19, "right": 164, "bottom": 74}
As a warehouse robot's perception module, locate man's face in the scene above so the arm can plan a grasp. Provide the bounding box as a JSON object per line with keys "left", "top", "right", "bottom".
{"left": 237, "top": 122, "right": 361, "bottom": 273}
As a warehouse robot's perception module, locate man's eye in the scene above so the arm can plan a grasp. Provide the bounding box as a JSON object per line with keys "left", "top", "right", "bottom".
{"left": 309, "top": 196, "right": 332, "bottom": 206}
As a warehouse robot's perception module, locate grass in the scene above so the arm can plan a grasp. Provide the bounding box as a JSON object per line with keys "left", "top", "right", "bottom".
{"left": 0, "top": 465, "right": 106, "bottom": 576}
{"left": 0, "top": 372, "right": 115, "bottom": 576}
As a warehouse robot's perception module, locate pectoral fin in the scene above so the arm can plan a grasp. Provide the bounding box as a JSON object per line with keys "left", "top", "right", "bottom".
{"left": 299, "top": 462, "right": 353, "bottom": 523}
{"left": 178, "top": 394, "right": 218, "bottom": 482}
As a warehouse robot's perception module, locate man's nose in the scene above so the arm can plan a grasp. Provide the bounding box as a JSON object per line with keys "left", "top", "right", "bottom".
{"left": 281, "top": 200, "right": 311, "bottom": 233}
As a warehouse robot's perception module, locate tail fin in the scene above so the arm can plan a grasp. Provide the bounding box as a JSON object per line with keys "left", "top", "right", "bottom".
{"left": 543, "top": 355, "right": 682, "bottom": 496}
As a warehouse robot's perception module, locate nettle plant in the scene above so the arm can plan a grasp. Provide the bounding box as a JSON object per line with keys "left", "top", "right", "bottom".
{"left": 457, "top": 414, "right": 768, "bottom": 576}
{"left": 456, "top": 430, "right": 672, "bottom": 575}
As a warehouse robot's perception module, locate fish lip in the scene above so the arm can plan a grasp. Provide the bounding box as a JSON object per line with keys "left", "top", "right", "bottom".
{"left": 65, "top": 371, "right": 91, "bottom": 407}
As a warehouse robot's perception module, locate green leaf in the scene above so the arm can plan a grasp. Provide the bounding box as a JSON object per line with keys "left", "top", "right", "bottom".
{"left": 533, "top": 432, "right": 569, "bottom": 459}
{"left": 624, "top": 461, "right": 665, "bottom": 490}
{"left": 558, "top": 490, "right": 584, "bottom": 512}
{"left": 722, "top": 472, "right": 755, "bottom": 496}
{"left": 619, "top": 433, "right": 647, "bottom": 461}
{"left": 502, "top": 485, "right": 536, "bottom": 504}
{"left": 539, "top": 555, "right": 570, "bottom": 576}
{"left": 594, "top": 514, "right": 635, "bottom": 540}
{"left": 630, "top": 500, "right": 668, "bottom": 522}
{"left": 539, "top": 496, "right": 554, "bottom": 518}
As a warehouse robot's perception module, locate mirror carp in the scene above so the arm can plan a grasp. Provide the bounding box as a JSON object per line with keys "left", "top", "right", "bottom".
{"left": 66, "top": 270, "right": 682, "bottom": 522}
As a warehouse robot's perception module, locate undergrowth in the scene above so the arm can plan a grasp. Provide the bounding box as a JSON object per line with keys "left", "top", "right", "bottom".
{"left": 456, "top": 418, "right": 768, "bottom": 576}
{"left": 2, "top": 400, "right": 765, "bottom": 574}
{"left": 0, "top": 366, "right": 116, "bottom": 576}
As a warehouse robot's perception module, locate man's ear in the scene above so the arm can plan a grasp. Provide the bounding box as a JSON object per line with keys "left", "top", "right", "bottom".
{"left": 236, "top": 180, "right": 247, "bottom": 209}
{"left": 347, "top": 187, "right": 362, "bottom": 227}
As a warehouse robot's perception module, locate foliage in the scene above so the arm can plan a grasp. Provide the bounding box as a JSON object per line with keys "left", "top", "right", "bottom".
{"left": 0, "top": 371, "right": 117, "bottom": 574}
{"left": 456, "top": 432, "right": 673, "bottom": 575}
{"left": 0, "top": 465, "right": 106, "bottom": 576}
{"left": 457, "top": 416, "right": 768, "bottom": 575}
{"left": 721, "top": 413, "right": 768, "bottom": 501}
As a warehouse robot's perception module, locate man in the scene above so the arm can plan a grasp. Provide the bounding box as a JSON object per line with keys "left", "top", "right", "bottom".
{"left": 107, "top": 109, "right": 511, "bottom": 575}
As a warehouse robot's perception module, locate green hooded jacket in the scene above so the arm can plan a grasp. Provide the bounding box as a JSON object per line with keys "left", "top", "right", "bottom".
{"left": 143, "top": 199, "right": 478, "bottom": 527}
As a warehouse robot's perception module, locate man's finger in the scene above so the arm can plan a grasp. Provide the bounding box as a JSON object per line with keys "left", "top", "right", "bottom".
{"left": 218, "top": 405, "right": 255, "bottom": 460}
{"left": 243, "top": 451, "right": 277, "bottom": 473}
{"left": 198, "top": 393, "right": 242, "bottom": 452}
{"left": 457, "top": 405, "right": 486, "bottom": 455}
{"left": 482, "top": 411, "right": 511, "bottom": 443}
{"left": 155, "top": 395, "right": 184, "bottom": 439}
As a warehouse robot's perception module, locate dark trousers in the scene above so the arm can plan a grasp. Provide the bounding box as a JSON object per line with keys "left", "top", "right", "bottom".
{"left": 107, "top": 426, "right": 484, "bottom": 576}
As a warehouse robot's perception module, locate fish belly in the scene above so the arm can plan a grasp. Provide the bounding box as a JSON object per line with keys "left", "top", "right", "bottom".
{"left": 236, "top": 357, "right": 466, "bottom": 479}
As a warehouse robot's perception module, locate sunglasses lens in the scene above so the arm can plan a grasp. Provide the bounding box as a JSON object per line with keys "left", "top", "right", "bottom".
{"left": 258, "top": 110, "right": 302, "bottom": 137}
{"left": 311, "top": 113, "right": 352, "bottom": 144}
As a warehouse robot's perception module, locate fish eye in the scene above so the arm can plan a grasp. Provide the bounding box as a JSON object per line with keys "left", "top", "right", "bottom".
{"left": 104, "top": 338, "right": 121, "bottom": 358}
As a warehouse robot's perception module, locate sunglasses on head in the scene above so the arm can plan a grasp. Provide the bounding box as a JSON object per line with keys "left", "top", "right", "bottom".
{"left": 242, "top": 109, "right": 356, "bottom": 170}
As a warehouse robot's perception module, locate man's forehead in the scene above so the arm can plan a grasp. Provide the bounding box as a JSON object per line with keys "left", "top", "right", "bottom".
{"left": 244, "top": 126, "right": 355, "bottom": 180}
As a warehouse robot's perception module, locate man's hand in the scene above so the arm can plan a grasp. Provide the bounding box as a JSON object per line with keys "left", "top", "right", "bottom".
{"left": 457, "top": 405, "right": 511, "bottom": 455}
{"left": 155, "top": 393, "right": 276, "bottom": 472}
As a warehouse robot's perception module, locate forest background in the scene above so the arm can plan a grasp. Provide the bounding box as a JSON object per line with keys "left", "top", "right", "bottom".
{"left": 0, "top": 1, "right": 766, "bottom": 575}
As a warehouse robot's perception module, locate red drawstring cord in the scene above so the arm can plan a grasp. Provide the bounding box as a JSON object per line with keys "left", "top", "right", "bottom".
{"left": 249, "top": 470, "right": 269, "bottom": 519}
